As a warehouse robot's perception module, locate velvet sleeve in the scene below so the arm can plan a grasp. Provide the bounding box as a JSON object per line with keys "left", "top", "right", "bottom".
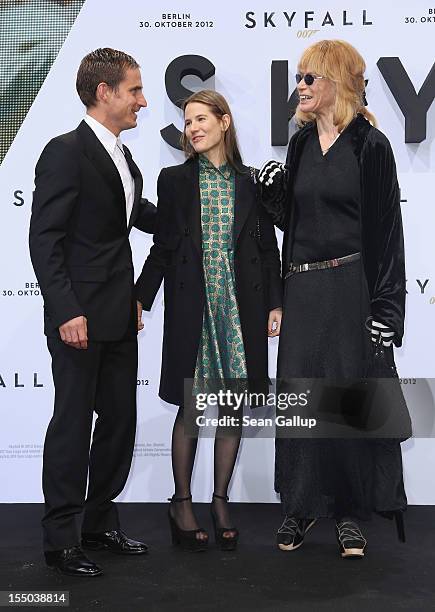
{"left": 361, "top": 130, "right": 406, "bottom": 347}
{"left": 259, "top": 129, "right": 302, "bottom": 232}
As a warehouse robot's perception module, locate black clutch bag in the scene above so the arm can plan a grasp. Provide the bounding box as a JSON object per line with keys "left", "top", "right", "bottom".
{"left": 366, "top": 340, "right": 399, "bottom": 378}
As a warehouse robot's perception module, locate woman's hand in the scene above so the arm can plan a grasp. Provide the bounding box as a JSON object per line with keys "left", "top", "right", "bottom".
{"left": 268, "top": 308, "right": 282, "bottom": 337}
{"left": 137, "top": 301, "right": 144, "bottom": 331}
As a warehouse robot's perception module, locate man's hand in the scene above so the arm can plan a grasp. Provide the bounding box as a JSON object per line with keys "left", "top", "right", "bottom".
{"left": 268, "top": 308, "right": 282, "bottom": 337}
{"left": 59, "top": 316, "right": 88, "bottom": 349}
{"left": 137, "top": 301, "right": 144, "bottom": 331}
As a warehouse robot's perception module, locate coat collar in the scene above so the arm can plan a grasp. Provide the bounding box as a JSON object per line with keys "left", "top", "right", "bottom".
{"left": 182, "top": 156, "right": 254, "bottom": 257}
{"left": 233, "top": 166, "right": 254, "bottom": 248}
{"left": 183, "top": 158, "right": 201, "bottom": 256}
{"left": 348, "top": 113, "right": 372, "bottom": 160}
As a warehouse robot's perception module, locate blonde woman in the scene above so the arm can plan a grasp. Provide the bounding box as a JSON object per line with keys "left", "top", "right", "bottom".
{"left": 259, "top": 40, "right": 408, "bottom": 558}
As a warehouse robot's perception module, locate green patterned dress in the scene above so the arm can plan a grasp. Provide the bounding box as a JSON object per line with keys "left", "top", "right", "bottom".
{"left": 193, "top": 155, "right": 248, "bottom": 384}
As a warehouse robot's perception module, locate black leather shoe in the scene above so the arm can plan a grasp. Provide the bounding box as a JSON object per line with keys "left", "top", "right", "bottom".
{"left": 44, "top": 546, "right": 103, "bottom": 577}
{"left": 81, "top": 530, "right": 148, "bottom": 555}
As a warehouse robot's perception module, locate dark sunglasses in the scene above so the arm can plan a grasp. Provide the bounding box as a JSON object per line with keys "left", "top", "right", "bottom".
{"left": 295, "top": 73, "right": 325, "bottom": 86}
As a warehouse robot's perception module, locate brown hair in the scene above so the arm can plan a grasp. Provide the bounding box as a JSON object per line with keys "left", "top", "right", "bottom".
{"left": 76, "top": 47, "right": 139, "bottom": 108}
{"left": 295, "top": 39, "right": 377, "bottom": 131}
{"left": 181, "top": 90, "right": 243, "bottom": 172}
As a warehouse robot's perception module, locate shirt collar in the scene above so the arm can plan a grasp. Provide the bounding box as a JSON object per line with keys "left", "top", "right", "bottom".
{"left": 84, "top": 114, "right": 121, "bottom": 156}
{"left": 199, "top": 154, "right": 232, "bottom": 180}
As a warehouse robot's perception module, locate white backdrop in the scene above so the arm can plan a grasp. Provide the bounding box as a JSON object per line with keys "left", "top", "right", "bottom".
{"left": 0, "top": 0, "right": 434, "bottom": 503}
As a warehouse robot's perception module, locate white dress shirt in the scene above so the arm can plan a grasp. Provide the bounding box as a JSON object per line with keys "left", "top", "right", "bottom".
{"left": 84, "top": 114, "right": 135, "bottom": 225}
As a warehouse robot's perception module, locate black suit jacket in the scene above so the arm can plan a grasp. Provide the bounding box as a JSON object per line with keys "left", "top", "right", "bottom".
{"left": 135, "top": 158, "right": 282, "bottom": 406}
{"left": 29, "top": 120, "right": 156, "bottom": 341}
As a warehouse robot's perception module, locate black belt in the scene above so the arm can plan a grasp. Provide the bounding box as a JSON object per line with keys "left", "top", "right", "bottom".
{"left": 284, "top": 252, "right": 361, "bottom": 280}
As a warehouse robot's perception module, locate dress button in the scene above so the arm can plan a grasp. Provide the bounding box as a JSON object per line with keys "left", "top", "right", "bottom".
{"left": 254, "top": 283, "right": 261, "bottom": 291}
{"left": 182, "top": 256, "right": 188, "bottom": 264}
{"left": 251, "top": 256, "right": 259, "bottom": 264}
{"left": 179, "top": 281, "right": 184, "bottom": 289}
{"left": 184, "top": 227, "right": 190, "bottom": 236}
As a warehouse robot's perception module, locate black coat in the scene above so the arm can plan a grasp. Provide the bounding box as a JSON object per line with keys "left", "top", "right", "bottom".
{"left": 135, "top": 157, "right": 282, "bottom": 406}
{"left": 29, "top": 120, "right": 156, "bottom": 340}
{"left": 264, "top": 114, "right": 406, "bottom": 347}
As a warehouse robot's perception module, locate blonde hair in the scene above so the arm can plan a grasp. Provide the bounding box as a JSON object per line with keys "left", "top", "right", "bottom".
{"left": 295, "top": 39, "right": 377, "bottom": 132}
{"left": 181, "top": 89, "right": 243, "bottom": 172}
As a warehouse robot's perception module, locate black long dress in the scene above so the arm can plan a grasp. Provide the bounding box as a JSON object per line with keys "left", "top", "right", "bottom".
{"left": 275, "top": 124, "right": 407, "bottom": 520}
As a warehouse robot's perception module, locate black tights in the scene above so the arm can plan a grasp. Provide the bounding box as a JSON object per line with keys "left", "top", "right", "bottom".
{"left": 170, "top": 405, "right": 241, "bottom": 532}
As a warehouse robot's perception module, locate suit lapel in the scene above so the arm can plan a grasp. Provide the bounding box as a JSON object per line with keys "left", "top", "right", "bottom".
{"left": 233, "top": 168, "right": 254, "bottom": 248}
{"left": 76, "top": 120, "right": 126, "bottom": 210}
{"left": 123, "top": 145, "right": 143, "bottom": 231}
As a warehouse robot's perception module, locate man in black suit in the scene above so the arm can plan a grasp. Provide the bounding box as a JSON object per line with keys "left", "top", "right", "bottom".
{"left": 29, "top": 48, "right": 156, "bottom": 577}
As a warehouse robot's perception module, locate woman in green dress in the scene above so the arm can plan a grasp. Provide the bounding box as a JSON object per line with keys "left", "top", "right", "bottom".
{"left": 136, "top": 90, "right": 282, "bottom": 551}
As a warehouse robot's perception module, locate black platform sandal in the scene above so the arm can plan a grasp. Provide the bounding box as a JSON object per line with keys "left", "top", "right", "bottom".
{"left": 211, "top": 493, "right": 239, "bottom": 552}
{"left": 168, "top": 495, "right": 208, "bottom": 552}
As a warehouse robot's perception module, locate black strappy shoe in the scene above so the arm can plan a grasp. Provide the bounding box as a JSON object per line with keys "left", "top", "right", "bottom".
{"left": 335, "top": 519, "right": 367, "bottom": 559}
{"left": 168, "top": 495, "right": 208, "bottom": 552}
{"left": 276, "top": 516, "right": 317, "bottom": 551}
{"left": 210, "top": 493, "right": 239, "bottom": 552}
